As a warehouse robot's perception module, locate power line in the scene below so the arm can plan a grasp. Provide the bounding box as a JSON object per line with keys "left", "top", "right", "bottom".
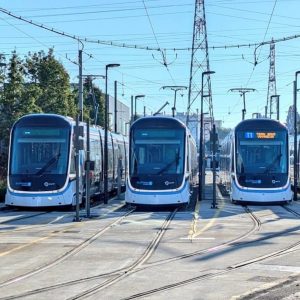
{"left": 1, "top": 7, "right": 300, "bottom": 53}
{"left": 142, "top": 0, "right": 176, "bottom": 84}
{"left": 0, "top": 14, "right": 81, "bottom": 64}
{"left": 20, "top": 3, "right": 193, "bottom": 18}
{"left": 254, "top": 0, "right": 278, "bottom": 65}
{"left": 245, "top": 0, "right": 278, "bottom": 87}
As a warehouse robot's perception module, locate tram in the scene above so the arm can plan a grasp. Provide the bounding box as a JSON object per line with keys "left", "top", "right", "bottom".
{"left": 219, "top": 118, "right": 292, "bottom": 203}
{"left": 5, "top": 114, "right": 128, "bottom": 207}
{"left": 125, "top": 116, "right": 197, "bottom": 205}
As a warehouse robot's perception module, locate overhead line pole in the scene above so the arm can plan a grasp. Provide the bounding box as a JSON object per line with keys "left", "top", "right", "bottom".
{"left": 294, "top": 71, "right": 300, "bottom": 201}
{"left": 228, "top": 88, "right": 256, "bottom": 121}
{"left": 161, "top": 86, "right": 187, "bottom": 117}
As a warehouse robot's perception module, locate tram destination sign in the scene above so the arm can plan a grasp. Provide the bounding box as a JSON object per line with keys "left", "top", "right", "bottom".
{"left": 244, "top": 132, "right": 276, "bottom": 139}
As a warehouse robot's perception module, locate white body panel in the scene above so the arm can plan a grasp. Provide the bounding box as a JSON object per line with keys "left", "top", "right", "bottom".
{"left": 5, "top": 181, "right": 77, "bottom": 207}
{"left": 231, "top": 178, "right": 292, "bottom": 202}
{"left": 125, "top": 179, "right": 190, "bottom": 205}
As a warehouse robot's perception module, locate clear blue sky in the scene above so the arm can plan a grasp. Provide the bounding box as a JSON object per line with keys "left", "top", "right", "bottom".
{"left": 1, "top": 0, "right": 299, "bottom": 128}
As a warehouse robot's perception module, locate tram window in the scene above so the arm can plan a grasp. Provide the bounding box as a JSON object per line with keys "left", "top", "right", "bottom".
{"left": 131, "top": 128, "right": 185, "bottom": 175}
{"left": 237, "top": 140, "right": 287, "bottom": 174}
{"left": 11, "top": 128, "right": 70, "bottom": 175}
{"left": 139, "top": 147, "right": 145, "bottom": 164}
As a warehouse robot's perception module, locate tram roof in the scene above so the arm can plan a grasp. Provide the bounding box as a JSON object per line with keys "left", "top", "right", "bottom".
{"left": 13, "top": 113, "right": 73, "bottom": 127}
{"left": 235, "top": 118, "right": 287, "bottom": 132}
{"left": 131, "top": 116, "right": 187, "bottom": 129}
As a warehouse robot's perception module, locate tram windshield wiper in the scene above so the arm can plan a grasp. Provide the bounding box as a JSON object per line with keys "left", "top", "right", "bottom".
{"left": 157, "top": 154, "right": 180, "bottom": 175}
{"left": 264, "top": 153, "right": 282, "bottom": 174}
{"left": 35, "top": 152, "right": 61, "bottom": 176}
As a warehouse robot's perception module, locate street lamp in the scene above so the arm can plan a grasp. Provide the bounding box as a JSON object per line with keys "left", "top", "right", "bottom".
{"left": 134, "top": 94, "right": 145, "bottom": 120}
{"left": 114, "top": 80, "right": 124, "bottom": 133}
{"left": 293, "top": 71, "right": 300, "bottom": 201}
{"left": 199, "top": 71, "right": 215, "bottom": 202}
{"left": 104, "top": 63, "right": 120, "bottom": 204}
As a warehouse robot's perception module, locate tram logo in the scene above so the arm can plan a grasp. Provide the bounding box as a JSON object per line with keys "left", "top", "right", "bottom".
{"left": 272, "top": 179, "right": 280, "bottom": 184}
{"left": 44, "top": 182, "right": 55, "bottom": 187}
{"left": 165, "top": 181, "right": 175, "bottom": 186}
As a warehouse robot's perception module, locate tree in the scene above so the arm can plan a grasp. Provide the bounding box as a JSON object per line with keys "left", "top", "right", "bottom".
{"left": 0, "top": 51, "right": 25, "bottom": 142}
{"left": 0, "top": 49, "right": 79, "bottom": 179}
{"left": 33, "top": 49, "right": 77, "bottom": 117}
{"left": 82, "top": 77, "right": 105, "bottom": 127}
{"left": 286, "top": 105, "right": 300, "bottom": 135}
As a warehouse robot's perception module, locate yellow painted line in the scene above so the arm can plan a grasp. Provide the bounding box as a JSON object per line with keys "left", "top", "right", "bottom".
{"left": 0, "top": 202, "right": 128, "bottom": 257}
{"left": 0, "top": 222, "right": 83, "bottom": 257}
{"left": 191, "top": 198, "right": 225, "bottom": 239}
{"left": 188, "top": 188, "right": 226, "bottom": 240}
{"left": 188, "top": 200, "right": 200, "bottom": 239}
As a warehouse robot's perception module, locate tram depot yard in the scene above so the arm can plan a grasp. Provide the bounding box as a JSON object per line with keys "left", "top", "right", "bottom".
{"left": 0, "top": 173, "right": 299, "bottom": 300}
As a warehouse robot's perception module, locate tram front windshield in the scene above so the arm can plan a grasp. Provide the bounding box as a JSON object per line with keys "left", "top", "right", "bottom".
{"left": 236, "top": 131, "right": 287, "bottom": 175}
{"left": 9, "top": 126, "right": 70, "bottom": 191}
{"left": 131, "top": 128, "right": 184, "bottom": 176}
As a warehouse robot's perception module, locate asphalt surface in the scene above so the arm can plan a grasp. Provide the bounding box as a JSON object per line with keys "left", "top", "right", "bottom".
{"left": 0, "top": 173, "right": 299, "bottom": 299}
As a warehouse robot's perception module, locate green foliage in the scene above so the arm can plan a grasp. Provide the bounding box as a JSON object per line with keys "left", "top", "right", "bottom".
{"left": 82, "top": 77, "right": 105, "bottom": 127}
{"left": 0, "top": 51, "right": 25, "bottom": 142}
{"left": 0, "top": 49, "right": 106, "bottom": 180}
{"left": 26, "top": 49, "right": 77, "bottom": 117}
{"left": 0, "top": 49, "right": 88, "bottom": 179}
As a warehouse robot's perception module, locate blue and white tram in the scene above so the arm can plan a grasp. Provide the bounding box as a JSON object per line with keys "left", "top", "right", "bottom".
{"left": 125, "top": 116, "right": 197, "bottom": 205}
{"left": 219, "top": 118, "right": 292, "bottom": 203}
{"left": 5, "top": 114, "right": 128, "bottom": 207}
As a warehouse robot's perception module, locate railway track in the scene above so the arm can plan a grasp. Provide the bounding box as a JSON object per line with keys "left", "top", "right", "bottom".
{"left": 0, "top": 192, "right": 124, "bottom": 234}
{"left": 67, "top": 208, "right": 178, "bottom": 300}
{"left": 2, "top": 204, "right": 299, "bottom": 300}
{"left": 0, "top": 204, "right": 260, "bottom": 300}
{"left": 0, "top": 208, "right": 178, "bottom": 300}
{"left": 120, "top": 205, "right": 300, "bottom": 299}
{"left": 0, "top": 204, "right": 134, "bottom": 290}
{"left": 140, "top": 204, "right": 261, "bottom": 269}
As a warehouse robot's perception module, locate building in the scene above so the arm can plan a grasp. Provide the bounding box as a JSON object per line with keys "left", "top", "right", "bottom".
{"left": 108, "top": 95, "right": 130, "bottom": 136}
{"left": 175, "top": 112, "right": 221, "bottom": 147}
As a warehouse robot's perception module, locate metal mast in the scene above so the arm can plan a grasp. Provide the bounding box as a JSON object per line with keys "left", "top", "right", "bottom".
{"left": 186, "top": 0, "right": 213, "bottom": 128}
{"left": 266, "top": 41, "right": 277, "bottom": 118}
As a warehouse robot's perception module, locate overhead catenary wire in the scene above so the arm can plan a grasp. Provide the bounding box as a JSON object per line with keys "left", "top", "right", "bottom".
{"left": 245, "top": 0, "right": 277, "bottom": 87}
{"left": 1, "top": 3, "right": 298, "bottom": 126}
{"left": 0, "top": 14, "right": 82, "bottom": 65}
{"left": 142, "top": 0, "right": 176, "bottom": 85}
{"left": 1, "top": 7, "right": 300, "bottom": 53}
